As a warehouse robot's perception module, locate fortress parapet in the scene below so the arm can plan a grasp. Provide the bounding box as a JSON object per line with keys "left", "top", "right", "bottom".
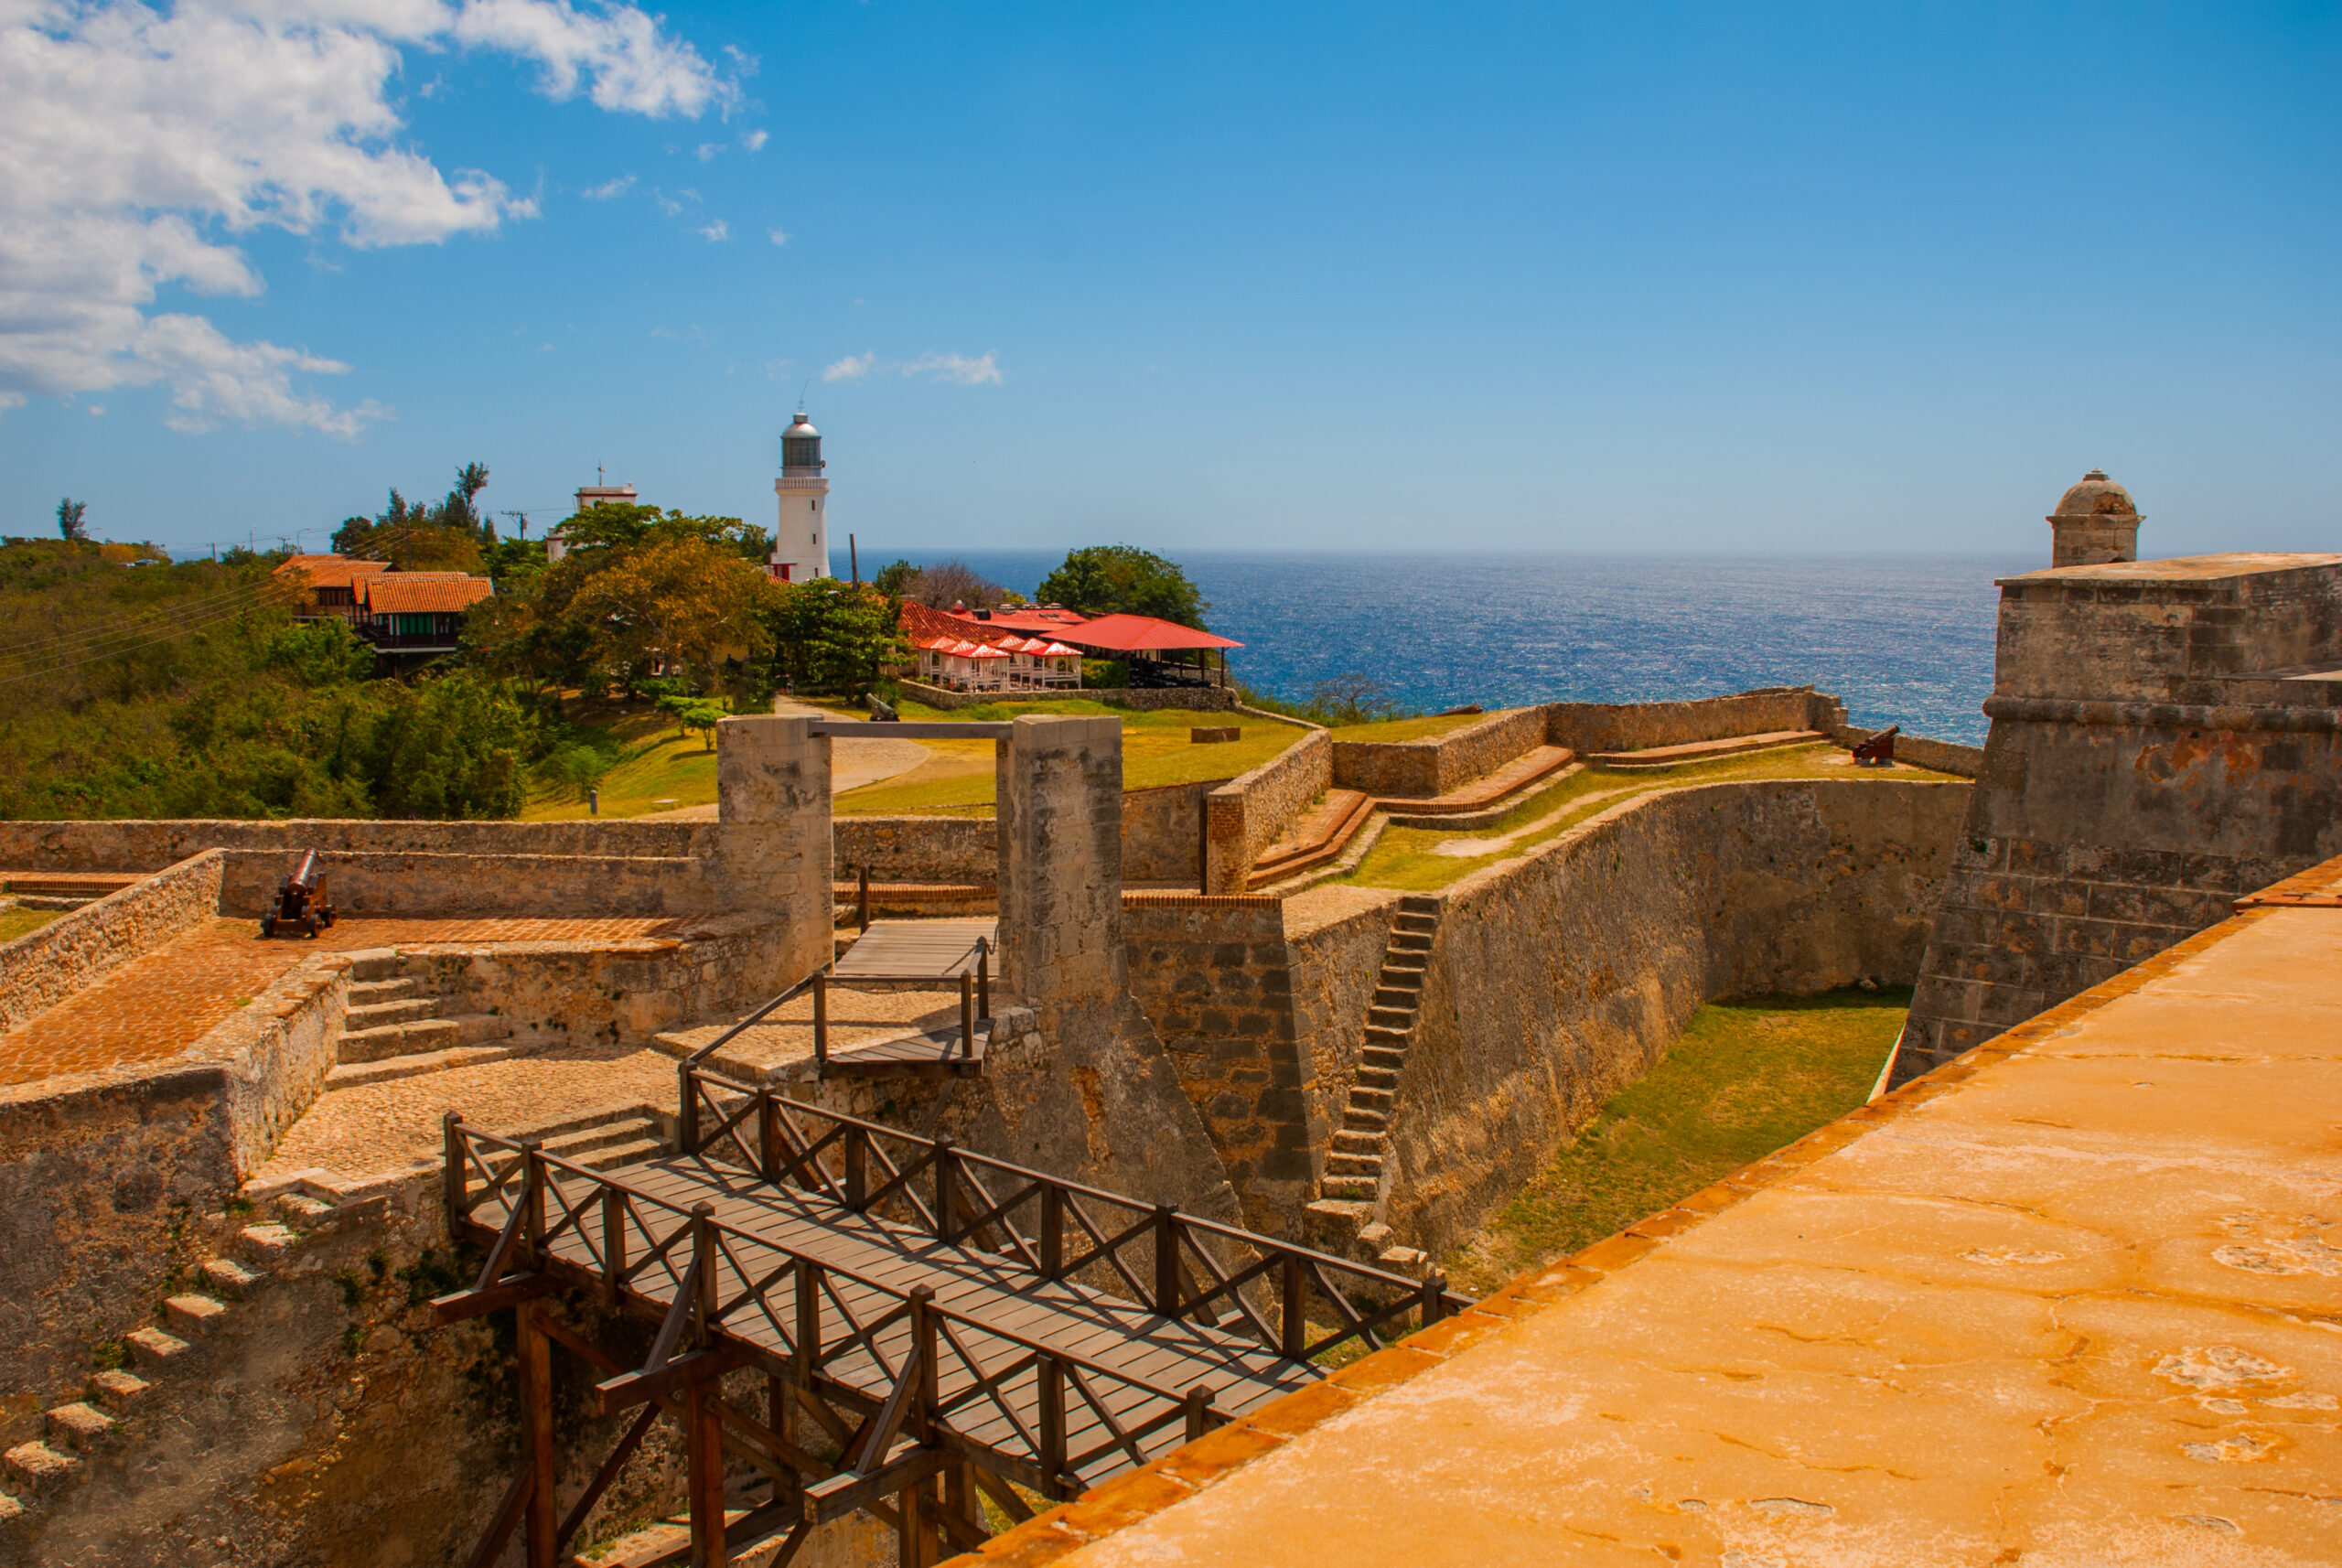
{"left": 1899, "top": 476, "right": 2342, "bottom": 1080}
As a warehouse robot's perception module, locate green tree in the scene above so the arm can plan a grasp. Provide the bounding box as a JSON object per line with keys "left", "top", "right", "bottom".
{"left": 871, "top": 559, "right": 919, "bottom": 597}
{"left": 56, "top": 498, "right": 87, "bottom": 542}
{"left": 567, "top": 538, "right": 776, "bottom": 696}
{"left": 761, "top": 581, "right": 906, "bottom": 697}
{"left": 1036, "top": 545, "right": 1209, "bottom": 627}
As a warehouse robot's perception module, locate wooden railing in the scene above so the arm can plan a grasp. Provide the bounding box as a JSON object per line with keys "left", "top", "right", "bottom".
{"left": 444, "top": 1121, "right": 1265, "bottom": 1499}
{"left": 673, "top": 1065, "right": 1466, "bottom": 1365}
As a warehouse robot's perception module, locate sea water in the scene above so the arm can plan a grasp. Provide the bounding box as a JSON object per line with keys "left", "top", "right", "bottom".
{"left": 875, "top": 551, "right": 2030, "bottom": 746}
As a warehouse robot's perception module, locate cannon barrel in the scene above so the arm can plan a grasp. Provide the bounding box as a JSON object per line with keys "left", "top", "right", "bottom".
{"left": 1875, "top": 725, "right": 1902, "bottom": 739}
{"left": 292, "top": 848, "right": 318, "bottom": 888}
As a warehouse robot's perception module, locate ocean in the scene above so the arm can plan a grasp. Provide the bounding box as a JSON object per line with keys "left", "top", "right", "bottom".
{"left": 868, "top": 551, "right": 2031, "bottom": 746}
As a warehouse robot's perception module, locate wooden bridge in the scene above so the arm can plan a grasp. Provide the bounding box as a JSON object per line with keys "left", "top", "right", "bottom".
{"left": 434, "top": 1058, "right": 1465, "bottom": 1567}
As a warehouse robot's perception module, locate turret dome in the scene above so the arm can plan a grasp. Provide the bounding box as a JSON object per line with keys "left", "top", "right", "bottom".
{"left": 2050, "top": 469, "right": 2137, "bottom": 520}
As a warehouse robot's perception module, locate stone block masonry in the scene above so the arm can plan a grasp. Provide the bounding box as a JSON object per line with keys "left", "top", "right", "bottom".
{"left": 0, "top": 849, "right": 224, "bottom": 1033}
{"left": 1332, "top": 706, "right": 1548, "bottom": 799}
{"left": 1202, "top": 727, "right": 1332, "bottom": 895}
{"left": 1900, "top": 552, "right": 2342, "bottom": 1081}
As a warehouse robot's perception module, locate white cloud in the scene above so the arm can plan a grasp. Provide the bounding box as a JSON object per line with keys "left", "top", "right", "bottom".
{"left": 822, "top": 349, "right": 1004, "bottom": 386}
{"left": 696, "top": 142, "right": 721, "bottom": 162}
{"left": 0, "top": 0, "right": 736, "bottom": 434}
{"left": 768, "top": 228, "right": 790, "bottom": 246}
{"left": 87, "top": 403, "right": 104, "bottom": 415}
{"left": 583, "top": 174, "right": 636, "bottom": 199}
{"left": 906, "top": 350, "right": 1002, "bottom": 385}
{"left": 742, "top": 129, "right": 768, "bottom": 152}
{"left": 698, "top": 219, "right": 728, "bottom": 242}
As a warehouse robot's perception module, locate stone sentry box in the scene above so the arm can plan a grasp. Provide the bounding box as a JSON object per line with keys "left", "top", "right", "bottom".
{"left": 1899, "top": 475, "right": 2342, "bottom": 1081}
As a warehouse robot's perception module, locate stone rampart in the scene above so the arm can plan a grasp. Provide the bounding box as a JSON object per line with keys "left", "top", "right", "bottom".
{"left": 1385, "top": 778, "right": 1966, "bottom": 1258}
{"left": 1201, "top": 729, "right": 1332, "bottom": 895}
{"left": 0, "top": 817, "right": 711, "bottom": 870}
{"left": 1330, "top": 707, "right": 1546, "bottom": 798}
{"left": 212, "top": 847, "right": 716, "bottom": 918}
{"left": 896, "top": 679, "right": 1238, "bottom": 713}
{"left": 1121, "top": 778, "right": 1223, "bottom": 886}
{"left": 1832, "top": 725, "right": 1984, "bottom": 778}
{"left": 0, "top": 849, "right": 225, "bottom": 1033}
{"left": 1282, "top": 886, "right": 1403, "bottom": 1186}
{"left": 1542, "top": 685, "right": 1846, "bottom": 754}
{"left": 833, "top": 815, "right": 995, "bottom": 883}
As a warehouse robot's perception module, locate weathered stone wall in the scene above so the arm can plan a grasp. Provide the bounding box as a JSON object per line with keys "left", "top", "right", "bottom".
{"left": 1283, "top": 886, "right": 1402, "bottom": 1164}
{"left": 1123, "top": 898, "right": 1306, "bottom": 1235}
{"left": 381, "top": 913, "right": 799, "bottom": 1058}
{"left": 1330, "top": 707, "right": 1546, "bottom": 798}
{"left": 0, "top": 816, "right": 710, "bottom": 870}
{"left": 1385, "top": 778, "right": 1967, "bottom": 1259}
{"left": 1542, "top": 686, "right": 1845, "bottom": 754}
{"left": 214, "top": 846, "right": 717, "bottom": 918}
{"left": 0, "top": 1064, "right": 236, "bottom": 1405}
{"left": 0, "top": 849, "right": 224, "bottom": 1032}
{"left": 833, "top": 814, "right": 996, "bottom": 883}
{"left": 1120, "top": 778, "right": 1223, "bottom": 886}
{"left": 897, "top": 679, "right": 1239, "bottom": 713}
{"left": 1900, "top": 554, "right": 2342, "bottom": 1082}
{"left": 1202, "top": 729, "right": 1332, "bottom": 895}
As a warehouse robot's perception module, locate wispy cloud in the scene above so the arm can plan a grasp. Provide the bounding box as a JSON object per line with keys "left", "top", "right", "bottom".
{"left": 743, "top": 129, "right": 768, "bottom": 152}
{"left": 696, "top": 142, "right": 721, "bottom": 162}
{"left": 822, "top": 350, "right": 1003, "bottom": 386}
{"left": 698, "top": 219, "right": 729, "bottom": 242}
{"left": 584, "top": 175, "right": 636, "bottom": 200}
{"left": 768, "top": 228, "right": 790, "bottom": 246}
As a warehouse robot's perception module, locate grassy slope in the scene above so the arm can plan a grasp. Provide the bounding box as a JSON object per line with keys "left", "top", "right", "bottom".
{"left": 1343, "top": 745, "right": 1959, "bottom": 892}
{"left": 0, "top": 908, "right": 64, "bottom": 943}
{"left": 1444, "top": 988, "right": 1907, "bottom": 1294}
{"left": 521, "top": 707, "right": 721, "bottom": 821}
{"left": 1327, "top": 713, "right": 1485, "bottom": 744}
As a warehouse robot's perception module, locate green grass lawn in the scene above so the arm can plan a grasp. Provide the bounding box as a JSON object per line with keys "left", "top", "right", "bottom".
{"left": 829, "top": 698, "right": 1305, "bottom": 815}
{"left": 1444, "top": 988, "right": 1907, "bottom": 1294}
{"left": 0, "top": 907, "right": 65, "bottom": 943}
{"left": 1327, "top": 713, "right": 1487, "bottom": 744}
{"left": 521, "top": 707, "right": 724, "bottom": 821}
{"left": 1342, "top": 744, "right": 1958, "bottom": 892}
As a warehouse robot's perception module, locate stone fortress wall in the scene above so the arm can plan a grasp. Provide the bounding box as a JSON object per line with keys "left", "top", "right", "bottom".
{"left": 1898, "top": 476, "right": 2342, "bottom": 1081}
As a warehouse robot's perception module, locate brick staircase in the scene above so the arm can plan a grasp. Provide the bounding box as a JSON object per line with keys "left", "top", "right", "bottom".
{"left": 0, "top": 1189, "right": 362, "bottom": 1531}
{"left": 325, "top": 953, "right": 518, "bottom": 1090}
{"left": 1306, "top": 894, "right": 1440, "bottom": 1253}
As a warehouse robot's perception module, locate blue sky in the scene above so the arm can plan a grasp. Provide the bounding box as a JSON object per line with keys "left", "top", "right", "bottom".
{"left": 1, "top": 2, "right": 2336, "bottom": 560}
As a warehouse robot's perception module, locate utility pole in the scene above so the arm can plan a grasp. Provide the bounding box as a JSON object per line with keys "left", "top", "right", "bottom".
{"left": 850, "top": 533, "right": 859, "bottom": 585}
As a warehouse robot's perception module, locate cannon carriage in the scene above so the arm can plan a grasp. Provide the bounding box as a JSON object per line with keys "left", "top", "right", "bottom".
{"left": 260, "top": 849, "right": 337, "bottom": 939}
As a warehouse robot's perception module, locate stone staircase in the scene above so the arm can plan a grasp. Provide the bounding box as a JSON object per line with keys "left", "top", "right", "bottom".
{"left": 326, "top": 953, "right": 518, "bottom": 1090}
{"left": 1307, "top": 894, "right": 1440, "bottom": 1253}
{"left": 0, "top": 1189, "right": 362, "bottom": 1532}
{"left": 511, "top": 1101, "right": 669, "bottom": 1175}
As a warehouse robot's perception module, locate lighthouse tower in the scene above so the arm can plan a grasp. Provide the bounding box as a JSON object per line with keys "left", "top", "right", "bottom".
{"left": 769, "top": 410, "right": 832, "bottom": 582}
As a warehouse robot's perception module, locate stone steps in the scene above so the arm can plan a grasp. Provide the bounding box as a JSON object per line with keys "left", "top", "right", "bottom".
{"left": 324, "top": 1042, "right": 527, "bottom": 1091}
{"left": 342, "top": 996, "right": 440, "bottom": 1028}
{"left": 1312, "top": 894, "right": 1445, "bottom": 1251}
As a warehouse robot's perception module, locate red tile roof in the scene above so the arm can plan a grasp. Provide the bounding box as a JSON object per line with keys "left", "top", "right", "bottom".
{"left": 274, "top": 553, "right": 391, "bottom": 590}
{"left": 1055, "top": 613, "right": 1241, "bottom": 652}
{"left": 361, "top": 574, "right": 493, "bottom": 614}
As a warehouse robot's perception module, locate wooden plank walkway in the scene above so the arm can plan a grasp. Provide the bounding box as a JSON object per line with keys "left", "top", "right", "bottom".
{"left": 832, "top": 918, "right": 998, "bottom": 980}
{"left": 466, "top": 1150, "right": 1313, "bottom": 1489}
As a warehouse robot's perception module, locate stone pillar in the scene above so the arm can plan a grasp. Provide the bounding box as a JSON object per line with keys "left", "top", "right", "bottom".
{"left": 2047, "top": 469, "right": 2141, "bottom": 567}
{"left": 1201, "top": 788, "right": 1248, "bottom": 895}
{"left": 713, "top": 714, "right": 833, "bottom": 985}
{"left": 996, "top": 714, "right": 1124, "bottom": 1012}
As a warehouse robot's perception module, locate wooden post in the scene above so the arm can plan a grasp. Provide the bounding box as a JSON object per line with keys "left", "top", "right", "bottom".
{"left": 813, "top": 973, "right": 829, "bottom": 1078}
{"left": 1184, "top": 1383, "right": 1213, "bottom": 1444}
{"left": 768, "top": 1370, "right": 800, "bottom": 1516}
{"left": 757, "top": 1091, "right": 780, "bottom": 1185}
{"left": 602, "top": 1187, "right": 625, "bottom": 1309}
{"left": 1039, "top": 1186, "right": 1063, "bottom": 1280}
{"left": 898, "top": 1469, "right": 929, "bottom": 1568}
{"left": 1419, "top": 1269, "right": 1448, "bottom": 1330}
{"left": 441, "top": 1112, "right": 465, "bottom": 1239}
{"left": 975, "top": 941, "right": 989, "bottom": 1020}
{"left": 519, "top": 1298, "right": 558, "bottom": 1568}
{"left": 945, "top": 1461, "right": 979, "bottom": 1548}
{"left": 857, "top": 865, "right": 870, "bottom": 931}
{"left": 691, "top": 1202, "right": 718, "bottom": 1348}
{"left": 687, "top": 1376, "right": 728, "bottom": 1568}
{"left": 678, "top": 1062, "right": 700, "bottom": 1153}
{"left": 933, "top": 1139, "right": 956, "bottom": 1244}
{"left": 1154, "top": 1205, "right": 1181, "bottom": 1318}
{"left": 845, "top": 1127, "right": 867, "bottom": 1212}
{"left": 959, "top": 972, "right": 975, "bottom": 1060}
{"left": 1037, "top": 1355, "right": 1067, "bottom": 1500}
{"left": 794, "top": 1258, "right": 820, "bottom": 1384}
{"left": 521, "top": 1139, "right": 546, "bottom": 1269}
{"left": 1280, "top": 1251, "right": 1305, "bottom": 1360}
{"left": 908, "top": 1285, "right": 940, "bottom": 1568}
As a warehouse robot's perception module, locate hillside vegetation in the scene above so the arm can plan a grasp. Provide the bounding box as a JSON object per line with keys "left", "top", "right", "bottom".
{"left": 0, "top": 540, "right": 553, "bottom": 820}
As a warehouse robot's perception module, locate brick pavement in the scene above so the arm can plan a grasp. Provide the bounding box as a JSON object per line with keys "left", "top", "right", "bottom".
{"left": 0, "top": 915, "right": 694, "bottom": 1089}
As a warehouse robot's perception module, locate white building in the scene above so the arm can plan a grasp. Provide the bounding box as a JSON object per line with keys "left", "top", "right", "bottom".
{"left": 547, "top": 483, "right": 637, "bottom": 564}
{"left": 769, "top": 411, "right": 832, "bottom": 583}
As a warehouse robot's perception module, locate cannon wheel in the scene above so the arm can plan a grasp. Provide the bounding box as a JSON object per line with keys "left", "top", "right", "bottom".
{"left": 303, "top": 914, "right": 320, "bottom": 939}
{"left": 261, "top": 917, "right": 276, "bottom": 938}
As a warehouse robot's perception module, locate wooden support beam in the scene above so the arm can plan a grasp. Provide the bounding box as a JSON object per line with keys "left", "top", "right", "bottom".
{"left": 687, "top": 1378, "right": 729, "bottom": 1568}
{"left": 557, "top": 1402, "right": 660, "bottom": 1555}
{"left": 430, "top": 1270, "right": 555, "bottom": 1326}
{"left": 462, "top": 1467, "right": 532, "bottom": 1568}
{"left": 596, "top": 1346, "right": 749, "bottom": 1417}
{"left": 519, "top": 1299, "right": 558, "bottom": 1568}
{"left": 802, "top": 1447, "right": 953, "bottom": 1524}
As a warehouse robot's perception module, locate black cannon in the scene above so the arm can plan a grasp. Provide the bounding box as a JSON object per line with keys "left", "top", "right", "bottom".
{"left": 261, "top": 850, "right": 337, "bottom": 939}
{"left": 1852, "top": 725, "right": 1901, "bottom": 767}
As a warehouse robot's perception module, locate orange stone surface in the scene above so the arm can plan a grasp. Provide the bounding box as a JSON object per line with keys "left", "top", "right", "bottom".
{"left": 0, "top": 916, "right": 691, "bottom": 1088}
{"left": 1045, "top": 899, "right": 2342, "bottom": 1566}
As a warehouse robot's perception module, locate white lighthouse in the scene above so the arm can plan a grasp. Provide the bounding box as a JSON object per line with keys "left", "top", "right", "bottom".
{"left": 769, "top": 410, "right": 832, "bottom": 583}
